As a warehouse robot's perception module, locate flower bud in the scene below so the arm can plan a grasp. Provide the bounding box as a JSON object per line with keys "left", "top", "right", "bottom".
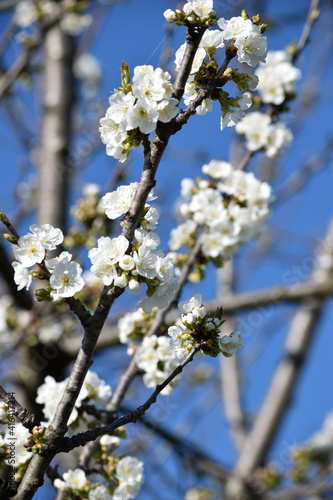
{"left": 128, "top": 279, "right": 140, "bottom": 290}
{"left": 4, "top": 233, "right": 17, "bottom": 244}
{"left": 35, "top": 288, "right": 52, "bottom": 302}
{"left": 120, "top": 61, "right": 131, "bottom": 92}
{"left": 0, "top": 212, "right": 9, "bottom": 224}
{"left": 193, "top": 306, "right": 207, "bottom": 319}
{"left": 164, "top": 9, "right": 177, "bottom": 23}
{"left": 114, "top": 275, "right": 128, "bottom": 288}
{"left": 182, "top": 313, "right": 196, "bottom": 325}
{"left": 205, "top": 321, "right": 215, "bottom": 331}
{"left": 30, "top": 269, "right": 47, "bottom": 280}
{"left": 183, "top": 3, "right": 193, "bottom": 16}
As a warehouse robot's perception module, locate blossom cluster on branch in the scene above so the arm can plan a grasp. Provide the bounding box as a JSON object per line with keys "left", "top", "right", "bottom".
{"left": 170, "top": 160, "right": 273, "bottom": 269}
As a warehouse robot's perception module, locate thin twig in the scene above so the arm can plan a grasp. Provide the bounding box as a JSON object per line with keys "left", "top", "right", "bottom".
{"left": 292, "top": 0, "right": 320, "bottom": 62}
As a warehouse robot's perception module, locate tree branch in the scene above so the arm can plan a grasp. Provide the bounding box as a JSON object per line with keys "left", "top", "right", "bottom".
{"left": 0, "top": 386, "right": 40, "bottom": 431}
{"left": 224, "top": 215, "right": 333, "bottom": 499}
{"left": 60, "top": 344, "right": 202, "bottom": 453}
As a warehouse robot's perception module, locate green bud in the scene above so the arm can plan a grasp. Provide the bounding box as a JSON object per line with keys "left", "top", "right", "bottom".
{"left": 0, "top": 211, "right": 8, "bottom": 224}
{"left": 4, "top": 233, "right": 17, "bottom": 244}
{"left": 120, "top": 61, "right": 131, "bottom": 92}
{"left": 35, "top": 288, "right": 53, "bottom": 302}
{"left": 260, "top": 23, "right": 268, "bottom": 34}
{"left": 30, "top": 269, "right": 47, "bottom": 280}
{"left": 251, "top": 14, "right": 261, "bottom": 25}
{"left": 241, "top": 9, "right": 249, "bottom": 20}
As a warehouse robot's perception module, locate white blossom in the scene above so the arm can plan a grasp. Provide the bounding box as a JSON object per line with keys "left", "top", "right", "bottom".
{"left": 200, "top": 29, "right": 224, "bottom": 51}
{"left": 184, "top": 0, "right": 214, "bottom": 18}
{"left": 83, "top": 371, "right": 112, "bottom": 406}
{"left": 255, "top": 50, "right": 301, "bottom": 105}
{"left": 217, "top": 16, "right": 255, "bottom": 39}
{"left": 157, "top": 98, "right": 178, "bottom": 123}
{"left": 113, "top": 482, "right": 141, "bottom": 500}
{"left": 100, "top": 183, "right": 156, "bottom": 220}
{"left": 50, "top": 260, "right": 84, "bottom": 299}
{"left": 89, "top": 485, "right": 113, "bottom": 500}
{"left": 36, "top": 376, "right": 82, "bottom": 424}
{"left": 29, "top": 224, "right": 64, "bottom": 250}
{"left": 220, "top": 94, "right": 252, "bottom": 130}
{"left": 136, "top": 344, "right": 160, "bottom": 373}
{"left": 174, "top": 43, "right": 206, "bottom": 74}
{"left": 132, "top": 65, "right": 166, "bottom": 102}
{"left": 144, "top": 206, "right": 160, "bottom": 231}
{"left": 139, "top": 277, "right": 178, "bottom": 313}
{"left": 219, "top": 330, "right": 243, "bottom": 357}
{"left": 133, "top": 245, "right": 159, "bottom": 279}
{"left": 107, "top": 91, "right": 136, "bottom": 126}
{"left": 127, "top": 98, "right": 159, "bottom": 134}
{"left": 235, "top": 112, "right": 292, "bottom": 157}
{"left": 117, "top": 456, "right": 144, "bottom": 485}
{"left": 13, "top": 234, "right": 45, "bottom": 267}
{"left": 118, "top": 309, "right": 146, "bottom": 346}
{"left": 169, "top": 220, "right": 197, "bottom": 251}
{"left": 54, "top": 469, "right": 88, "bottom": 492}
{"left": 168, "top": 323, "right": 191, "bottom": 360}
{"left": 202, "top": 159, "right": 233, "bottom": 179}
{"left": 12, "top": 262, "right": 32, "bottom": 291}
{"left": 14, "top": 0, "right": 39, "bottom": 27}
{"left": 235, "top": 32, "right": 267, "bottom": 67}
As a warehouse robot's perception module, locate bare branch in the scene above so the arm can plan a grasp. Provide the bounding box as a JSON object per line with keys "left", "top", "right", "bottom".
{"left": 219, "top": 261, "right": 247, "bottom": 452}
{"left": 0, "top": 386, "right": 40, "bottom": 430}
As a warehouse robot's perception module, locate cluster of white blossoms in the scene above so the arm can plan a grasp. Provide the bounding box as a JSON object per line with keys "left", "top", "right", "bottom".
{"left": 217, "top": 16, "right": 267, "bottom": 67}
{"left": 54, "top": 456, "right": 144, "bottom": 500}
{"left": 172, "top": 13, "right": 267, "bottom": 130}
{"left": 235, "top": 111, "right": 293, "bottom": 158}
{"left": 118, "top": 308, "right": 148, "bottom": 351}
{"left": 11, "top": 224, "right": 84, "bottom": 301}
{"left": 170, "top": 160, "right": 272, "bottom": 262}
{"left": 168, "top": 294, "right": 243, "bottom": 359}
{"left": 164, "top": 0, "right": 217, "bottom": 24}
{"left": 36, "top": 371, "right": 112, "bottom": 425}
{"left": 100, "top": 4, "right": 269, "bottom": 161}
{"left": 90, "top": 183, "right": 178, "bottom": 313}
{"left": 255, "top": 50, "right": 302, "bottom": 105}
{"left": 14, "top": 0, "right": 91, "bottom": 35}
{"left": 99, "top": 65, "right": 178, "bottom": 161}
{"left": 136, "top": 335, "right": 181, "bottom": 395}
